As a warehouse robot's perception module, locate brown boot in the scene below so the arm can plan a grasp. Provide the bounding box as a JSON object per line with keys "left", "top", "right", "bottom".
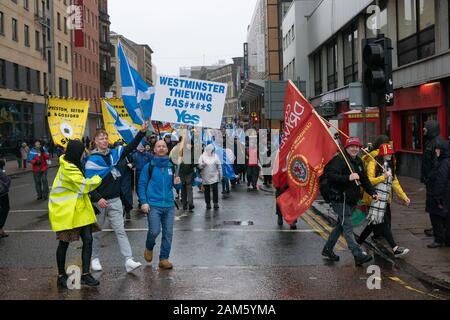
{"left": 159, "top": 259, "right": 173, "bottom": 269}
{"left": 144, "top": 249, "right": 153, "bottom": 263}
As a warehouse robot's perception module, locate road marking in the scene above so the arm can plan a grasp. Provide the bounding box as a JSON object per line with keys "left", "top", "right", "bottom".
{"left": 10, "top": 210, "right": 49, "bottom": 213}
{"left": 9, "top": 184, "right": 31, "bottom": 190}
{"left": 4, "top": 228, "right": 318, "bottom": 234}
{"left": 389, "top": 276, "right": 444, "bottom": 300}
{"left": 303, "top": 210, "right": 346, "bottom": 250}
{"left": 305, "top": 210, "right": 347, "bottom": 247}
{"left": 301, "top": 212, "right": 345, "bottom": 251}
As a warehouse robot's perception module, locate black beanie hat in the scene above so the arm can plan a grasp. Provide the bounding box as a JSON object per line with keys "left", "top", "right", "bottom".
{"left": 65, "top": 140, "right": 86, "bottom": 170}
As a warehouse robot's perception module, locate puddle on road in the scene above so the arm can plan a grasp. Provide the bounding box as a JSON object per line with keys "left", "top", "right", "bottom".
{"left": 222, "top": 220, "right": 254, "bottom": 226}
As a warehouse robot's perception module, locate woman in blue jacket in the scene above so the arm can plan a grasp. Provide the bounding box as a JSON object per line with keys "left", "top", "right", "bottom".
{"left": 138, "top": 140, "right": 180, "bottom": 269}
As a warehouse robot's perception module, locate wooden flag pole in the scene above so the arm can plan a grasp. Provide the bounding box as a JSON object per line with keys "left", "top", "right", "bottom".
{"left": 286, "top": 80, "right": 359, "bottom": 184}
{"left": 317, "top": 114, "right": 385, "bottom": 172}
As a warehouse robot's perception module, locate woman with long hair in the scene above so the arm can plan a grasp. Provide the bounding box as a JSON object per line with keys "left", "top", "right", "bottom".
{"left": 358, "top": 143, "right": 411, "bottom": 258}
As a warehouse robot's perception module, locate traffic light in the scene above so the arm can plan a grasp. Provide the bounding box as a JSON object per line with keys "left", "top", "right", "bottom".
{"left": 362, "top": 35, "right": 393, "bottom": 107}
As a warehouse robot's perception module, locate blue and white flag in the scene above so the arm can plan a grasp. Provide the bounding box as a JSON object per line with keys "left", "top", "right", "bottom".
{"left": 118, "top": 42, "right": 154, "bottom": 125}
{"left": 85, "top": 146, "right": 125, "bottom": 179}
{"left": 104, "top": 100, "right": 139, "bottom": 144}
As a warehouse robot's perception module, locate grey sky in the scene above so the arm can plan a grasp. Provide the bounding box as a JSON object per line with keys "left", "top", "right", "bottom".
{"left": 109, "top": 0, "right": 258, "bottom": 76}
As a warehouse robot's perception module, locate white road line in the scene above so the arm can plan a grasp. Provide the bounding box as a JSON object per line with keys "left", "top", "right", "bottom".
{"left": 10, "top": 210, "right": 49, "bottom": 213}
{"left": 4, "top": 228, "right": 317, "bottom": 234}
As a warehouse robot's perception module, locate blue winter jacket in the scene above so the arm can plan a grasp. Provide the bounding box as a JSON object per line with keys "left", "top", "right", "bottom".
{"left": 132, "top": 151, "right": 153, "bottom": 172}
{"left": 138, "top": 156, "right": 174, "bottom": 208}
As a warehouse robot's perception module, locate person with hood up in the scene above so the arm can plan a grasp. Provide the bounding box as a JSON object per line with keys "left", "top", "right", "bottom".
{"left": 422, "top": 120, "right": 443, "bottom": 237}
{"left": 426, "top": 139, "right": 450, "bottom": 248}
{"left": 48, "top": 140, "right": 102, "bottom": 288}
{"left": 198, "top": 144, "right": 222, "bottom": 210}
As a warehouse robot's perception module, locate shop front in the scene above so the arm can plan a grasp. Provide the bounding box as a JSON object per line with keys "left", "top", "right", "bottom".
{"left": 388, "top": 82, "right": 447, "bottom": 178}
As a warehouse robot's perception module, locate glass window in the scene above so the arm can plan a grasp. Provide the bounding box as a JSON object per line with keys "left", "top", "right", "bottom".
{"left": 26, "top": 67, "right": 31, "bottom": 91}
{"left": 13, "top": 63, "right": 19, "bottom": 89}
{"left": 314, "top": 51, "right": 322, "bottom": 96}
{"left": 397, "top": 0, "right": 435, "bottom": 66}
{"left": 0, "top": 59, "right": 5, "bottom": 87}
{"left": 343, "top": 24, "right": 358, "bottom": 85}
{"left": 35, "top": 30, "right": 40, "bottom": 51}
{"left": 58, "top": 42, "right": 61, "bottom": 60}
{"left": 24, "top": 24, "right": 29, "bottom": 47}
{"left": 0, "top": 12, "right": 4, "bottom": 35}
{"left": 400, "top": 109, "right": 437, "bottom": 151}
{"left": 12, "top": 18, "right": 18, "bottom": 41}
{"left": 327, "top": 40, "right": 338, "bottom": 90}
{"left": 57, "top": 12, "right": 61, "bottom": 30}
{"left": 64, "top": 46, "right": 68, "bottom": 63}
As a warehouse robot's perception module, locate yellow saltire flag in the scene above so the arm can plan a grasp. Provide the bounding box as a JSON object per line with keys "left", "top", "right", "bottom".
{"left": 47, "top": 97, "right": 89, "bottom": 148}
{"left": 101, "top": 98, "right": 141, "bottom": 144}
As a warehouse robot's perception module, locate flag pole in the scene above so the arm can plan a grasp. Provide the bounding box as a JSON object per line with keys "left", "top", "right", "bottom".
{"left": 287, "top": 81, "right": 359, "bottom": 183}
{"left": 317, "top": 114, "right": 385, "bottom": 172}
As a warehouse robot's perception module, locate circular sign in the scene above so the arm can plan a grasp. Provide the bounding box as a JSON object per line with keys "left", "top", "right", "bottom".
{"left": 60, "top": 122, "right": 74, "bottom": 138}
{"left": 288, "top": 154, "right": 310, "bottom": 187}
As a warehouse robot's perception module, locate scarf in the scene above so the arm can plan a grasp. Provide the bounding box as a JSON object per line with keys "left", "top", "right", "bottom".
{"left": 84, "top": 145, "right": 125, "bottom": 179}
{"left": 367, "top": 162, "right": 393, "bottom": 225}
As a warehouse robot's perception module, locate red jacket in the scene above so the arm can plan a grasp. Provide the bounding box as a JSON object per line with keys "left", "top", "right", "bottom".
{"left": 30, "top": 151, "right": 49, "bottom": 172}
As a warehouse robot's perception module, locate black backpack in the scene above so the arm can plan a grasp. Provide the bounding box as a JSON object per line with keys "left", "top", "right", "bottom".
{"left": 319, "top": 157, "right": 341, "bottom": 203}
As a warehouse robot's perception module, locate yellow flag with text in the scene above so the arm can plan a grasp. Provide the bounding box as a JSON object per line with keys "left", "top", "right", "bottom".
{"left": 47, "top": 97, "right": 89, "bottom": 148}
{"left": 101, "top": 99, "right": 142, "bottom": 144}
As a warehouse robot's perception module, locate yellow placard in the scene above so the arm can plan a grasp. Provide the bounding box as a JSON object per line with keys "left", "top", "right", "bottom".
{"left": 47, "top": 97, "right": 89, "bottom": 148}
{"left": 101, "top": 99, "right": 141, "bottom": 144}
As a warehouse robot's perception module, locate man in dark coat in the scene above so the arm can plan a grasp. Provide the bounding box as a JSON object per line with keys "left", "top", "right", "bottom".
{"left": 426, "top": 140, "right": 450, "bottom": 248}
{"left": 422, "top": 120, "right": 443, "bottom": 237}
{"left": 322, "top": 137, "right": 378, "bottom": 266}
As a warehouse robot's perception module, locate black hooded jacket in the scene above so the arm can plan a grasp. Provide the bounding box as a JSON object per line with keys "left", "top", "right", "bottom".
{"left": 421, "top": 120, "right": 442, "bottom": 184}
{"left": 427, "top": 140, "right": 450, "bottom": 217}
{"left": 326, "top": 153, "right": 376, "bottom": 206}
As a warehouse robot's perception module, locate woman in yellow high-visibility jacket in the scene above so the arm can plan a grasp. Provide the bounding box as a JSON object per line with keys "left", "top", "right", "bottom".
{"left": 48, "top": 140, "right": 102, "bottom": 289}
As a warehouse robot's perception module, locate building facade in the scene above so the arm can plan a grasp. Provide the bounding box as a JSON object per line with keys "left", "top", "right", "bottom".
{"left": 0, "top": 0, "right": 72, "bottom": 152}
{"left": 282, "top": 0, "right": 450, "bottom": 178}
{"left": 71, "top": 0, "right": 100, "bottom": 138}
{"left": 134, "top": 44, "right": 153, "bottom": 86}
{"left": 206, "top": 57, "right": 244, "bottom": 123}
{"left": 98, "top": 0, "right": 114, "bottom": 97}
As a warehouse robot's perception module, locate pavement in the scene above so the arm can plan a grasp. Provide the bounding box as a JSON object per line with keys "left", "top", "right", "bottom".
{"left": 262, "top": 176, "right": 450, "bottom": 292}
{"left": 3, "top": 156, "right": 60, "bottom": 177}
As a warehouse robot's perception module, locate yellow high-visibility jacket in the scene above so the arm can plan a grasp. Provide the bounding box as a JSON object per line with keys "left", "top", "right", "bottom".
{"left": 48, "top": 156, "right": 102, "bottom": 232}
{"left": 362, "top": 159, "right": 408, "bottom": 206}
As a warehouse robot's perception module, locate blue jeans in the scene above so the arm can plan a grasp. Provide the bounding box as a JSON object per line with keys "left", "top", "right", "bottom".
{"left": 324, "top": 202, "right": 363, "bottom": 258}
{"left": 146, "top": 206, "right": 175, "bottom": 260}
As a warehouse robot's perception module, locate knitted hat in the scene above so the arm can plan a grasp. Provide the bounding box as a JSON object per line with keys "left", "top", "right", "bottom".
{"left": 344, "top": 137, "right": 362, "bottom": 148}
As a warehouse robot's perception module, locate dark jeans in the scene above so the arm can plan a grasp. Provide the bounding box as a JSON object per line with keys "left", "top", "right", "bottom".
{"left": 358, "top": 205, "right": 397, "bottom": 248}
{"left": 204, "top": 183, "right": 219, "bottom": 205}
{"left": 263, "top": 175, "right": 272, "bottom": 185}
{"left": 56, "top": 225, "right": 93, "bottom": 275}
{"left": 0, "top": 194, "right": 10, "bottom": 229}
{"left": 33, "top": 171, "right": 49, "bottom": 198}
{"left": 430, "top": 214, "right": 450, "bottom": 244}
{"left": 324, "top": 201, "right": 364, "bottom": 257}
{"left": 247, "top": 166, "right": 260, "bottom": 188}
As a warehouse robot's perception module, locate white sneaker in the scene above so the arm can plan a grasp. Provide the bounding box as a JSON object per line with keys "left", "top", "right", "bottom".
{"left": 91, "top": 258, "right": 103, "bottom": 272}
{"left": 125, "top": 258, "right": 142, "bottom": 273}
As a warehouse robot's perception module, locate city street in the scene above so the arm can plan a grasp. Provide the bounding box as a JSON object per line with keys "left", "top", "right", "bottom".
{"left": 0, "top": 168, "right": 448, "bottom": 300}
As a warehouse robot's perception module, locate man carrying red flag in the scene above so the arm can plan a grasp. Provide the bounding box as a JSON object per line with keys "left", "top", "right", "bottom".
{"left": 273, "top": 81, "right": 337, "bottom": 226}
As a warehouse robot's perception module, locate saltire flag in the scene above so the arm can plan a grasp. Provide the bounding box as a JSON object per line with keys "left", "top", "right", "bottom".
{"left": 118, "top": 41, "right": 154, "bottom": 125}
{"left": 212, "top": 142, "right": 236, "bottom": 180}
{"left": 104, "top": 100, "right": 139, "bottom": 144}
{"left": 27, "top": 147, "right": 48, "bottom": 163}
{"left": 275, "top": 81, "right": 337, "bottom": 225}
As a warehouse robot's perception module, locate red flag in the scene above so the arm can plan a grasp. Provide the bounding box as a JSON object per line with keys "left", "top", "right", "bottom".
{"left": 276, "top": 81, "right": 337, "bottom": 225}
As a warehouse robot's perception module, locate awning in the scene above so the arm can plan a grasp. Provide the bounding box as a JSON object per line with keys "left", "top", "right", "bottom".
{"left": 240, "top": 80, "right": 265, "bottom": 103}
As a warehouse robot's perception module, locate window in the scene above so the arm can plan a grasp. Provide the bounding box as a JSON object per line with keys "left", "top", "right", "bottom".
{"left": 12, "top": 18, "right": 18, "bottom": 41}
{"left": 24, "top": 24, "right": 30, "bottom": 47}
{"left": 58, "top": 42, "right": 61, "bottom": 60}
{"left": 0, "top": 59, "right": 5, "bottom": 86}
{"left": 101, "top": 25, "right": 108, "bottom": 42}
{"left": 35, "top": 30, "right": 40, "bottom": 51}
{"left": 0, "top": 12, "right": 4, "bottom": 35}
{"left": 57, "top": 12, "right": 61, "bottom": 30}
{"left": 401, "top": 110, "right": 437, "bottom": 151}
{"left": 343, "top": 23, "right": 359, "bottom": 85}
{"left": 26, "top": 67, "right": 31, "bottom": 91}
{"left": 313, "top": 51, "right": 322, "bottom": 96}
{"left": 327, "top": 40, "right": 338, "bottom": 91}
{"left": 23, "top": 0, "right": 29, "bottom": 10}
{"left": 36, "top": 70, "right": 40, "bottom": 94}
{"left": 366, "top": 0, "right": 388, "bottom": 37}
{"left": 64, "top": 17, "right": 67, "bottom": 34}
{"left": 43, "top": 72, "right": 47, "bottom": 93}
{"left": 64, "top": 46, "right": 68, "bottom": 63}
{"left": 13, "top": 63, "right": 19, "bottom": 89}
{"left": 397, "top": 0, "right": 435, "bottom": 66}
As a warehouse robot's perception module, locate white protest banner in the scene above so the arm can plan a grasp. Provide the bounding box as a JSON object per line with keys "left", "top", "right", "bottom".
{"left": 151, "top": 75, "right": 227, "bottom": 129}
